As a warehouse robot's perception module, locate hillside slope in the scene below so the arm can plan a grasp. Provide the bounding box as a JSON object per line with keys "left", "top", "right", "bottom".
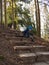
{"left": 0, "top": 25, "right": 49, "bottom": 65}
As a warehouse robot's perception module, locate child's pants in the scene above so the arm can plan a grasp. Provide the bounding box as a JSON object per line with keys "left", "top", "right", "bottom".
{"left": 23, "top": 29, "right": 29, "bottom": 37}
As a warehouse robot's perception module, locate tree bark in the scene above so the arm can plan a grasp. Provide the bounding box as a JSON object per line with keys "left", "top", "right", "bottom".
{"left": 34, "top": 0, "right": 41, "bottom": 37}
{"left": 12, "top": 0, "right": 14, "bottom": 29}
{"left": 4, "top": 0, "right": 7, "bottom": 28}
{"left": 0, "top": 0, "right": 2, "bottom": 25}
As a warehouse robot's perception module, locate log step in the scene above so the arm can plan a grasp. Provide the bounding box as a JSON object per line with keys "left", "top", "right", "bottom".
{"left": 18, "top": 53, "right": 36, "bottom": 63}
{"left": 5, "top": 37, "right": 31, "bottom": 40}
{"left": 13, "top": 45, "right": 46, "bottom": 50}
{"left": 13, "top": 45, "right": 48, "bottom": 54}
{"left": 10, "top": 41, "right": 33, "bottom": 46}
{"left": 18, "top": 52, "right": 49, "bottom": 62}
{"left": 19, "top": 53, "right": 36, "bottom": 57}
{"left": 36, "top": 52, "right": 49, "bottom": 62}
{"left": 18, "top": 52, "right": 49, "bottom": 57}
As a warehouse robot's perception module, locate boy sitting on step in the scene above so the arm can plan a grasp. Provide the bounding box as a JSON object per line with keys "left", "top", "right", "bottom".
{"left": 23, "top": 25, "right": 33, "bottom": 37}
{"left": 23, "top": 25, "right": 34, "bottom": 41}
{"left": 19, "top": 25, "right": 34, "bottom": 41}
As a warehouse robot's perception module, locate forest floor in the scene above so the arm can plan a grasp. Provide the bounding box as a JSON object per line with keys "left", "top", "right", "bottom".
{"left": 0, "top": 25, "right": 49, "bottom": 65}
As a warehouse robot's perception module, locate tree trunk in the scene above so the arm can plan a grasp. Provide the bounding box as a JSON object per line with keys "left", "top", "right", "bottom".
{"left": 1, "top": 0, "right": 2, "bottom": 25}
{"left": 34, "top": 0, "right": 41, "bottom": 37}
{"left": 12, "top": 0, "right": 14, "bottom": 29}
{"left": 4, "top": 0, "right": 7, "bottom": 28}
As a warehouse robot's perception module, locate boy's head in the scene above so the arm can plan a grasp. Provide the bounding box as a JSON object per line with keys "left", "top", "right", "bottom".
{"left": 28, "top": 25, "right": 32, "bottom": 31}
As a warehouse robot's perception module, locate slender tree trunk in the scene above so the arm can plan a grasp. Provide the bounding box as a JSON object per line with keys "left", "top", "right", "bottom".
{"left": 12, "top": 0, "right": 14, "bottom": 29}
{"left": 15, "top": 3, "right": 16, "bottom": 17}
{"left": 4, "top": 0, "right": 7, "bottom": 28}
{"left": 1, "top": 0, "right": 2, "bottom": 25}
{"left": 34, "top": 0, "right": 41, "bottom": 37}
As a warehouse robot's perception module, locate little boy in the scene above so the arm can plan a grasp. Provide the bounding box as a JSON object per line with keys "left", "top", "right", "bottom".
{"left": 23, "top": 25, "right": 33, "bottom": 37}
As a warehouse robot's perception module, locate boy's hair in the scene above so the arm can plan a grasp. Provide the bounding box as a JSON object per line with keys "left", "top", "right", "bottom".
{"left": 28, "top": 25, "right": 32, "bottom": 30}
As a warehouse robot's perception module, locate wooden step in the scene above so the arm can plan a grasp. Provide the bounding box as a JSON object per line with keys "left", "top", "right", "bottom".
{"left": 14, "top": 46, "right": 33, "bottom": 50}
{"left": 10, "top": 41, "right": 33, "bottom": 46}
{"left": 0, "top": 32, "right": 16, "bottom": 37}
{"left": 2, "top": 35, "right": 31, "bottom": 41}
{"left": 0, "top": 29, "right": 23, "bottom": 37}
{"left": 36, "top": 52, "right": 49, "bottom": 55}
{"left": 18, "top": 52, "right": 49, "bottom": 63}
{"left": 36, "top": 52, "right": 49, "bottom": 62}
{"left": 18, "top": 53, "right": 36, "bottom": 63}
{"left": 13, "top": 45, "right": 48, "bottom": 54}
{"left": 19, "top": 53, "right": 36, "bottom": 57}
{"left": 13, "top": 45, "right": 46, "bottom": 50}
{"left": 5, "top": 37, "right": 31, "bottom": 40}
{"left": 34, "top": 62, "right": 49, "bottom": 65}
{"left": 18, "top": 51, "right": 49, "bottom": 56}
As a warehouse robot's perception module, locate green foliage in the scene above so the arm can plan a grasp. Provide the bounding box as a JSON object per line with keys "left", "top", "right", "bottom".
{"left": 16, "top": 5, "right": 31, "bottom": 26}
{"left": 6, "top": 1, "right": 36, "bottom": 34}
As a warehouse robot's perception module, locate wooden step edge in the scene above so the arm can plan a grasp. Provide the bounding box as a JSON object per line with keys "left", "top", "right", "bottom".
{"left": 19, "top": 53, "right": 36, "bottom": 57}
{"left": 11, "top": 41, "right": 33, "bottom": 44}
{"left": 13, "top": 46, "right": 32, "bottom": 50}
{"left": 13, "top": 45, "right": 46, "bottom": 50}
{"left": 18, "top": 52, "right": 49, "bottom": 58}
{"left": 36, "top": 52, "right": 49, "bottom": 55}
